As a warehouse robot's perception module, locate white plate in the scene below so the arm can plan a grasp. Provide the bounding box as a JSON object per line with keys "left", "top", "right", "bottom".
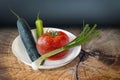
{"left": 12, "top": 28, "right": 81, "bottom": 69}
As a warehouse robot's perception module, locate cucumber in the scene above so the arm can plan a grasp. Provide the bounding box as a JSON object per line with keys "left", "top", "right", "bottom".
{"left": 11, "top": 10, "right": 40, "bottom": 62}
{"left": 17, "top": 18, "right": 40, "bottom": 62}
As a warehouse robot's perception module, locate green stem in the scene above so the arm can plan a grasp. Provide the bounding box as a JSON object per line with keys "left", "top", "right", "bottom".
{"left": 10, "top": 10, "right": 19, "bottom": 18}
{"left": 37, "top": 12, "right": 40, "bottom": 20}
{"left": 42, "top": 47, "right": 65, "bottom": 58}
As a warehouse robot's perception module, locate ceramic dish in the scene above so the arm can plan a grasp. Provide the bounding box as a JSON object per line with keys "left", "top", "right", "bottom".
{"left": 12, "top": 28, "right": 81, "bottom": 69}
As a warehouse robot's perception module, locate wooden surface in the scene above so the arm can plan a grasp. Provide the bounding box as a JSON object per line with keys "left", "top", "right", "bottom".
{"left": 0, "top": 27, "right": 120, "bottom": 80}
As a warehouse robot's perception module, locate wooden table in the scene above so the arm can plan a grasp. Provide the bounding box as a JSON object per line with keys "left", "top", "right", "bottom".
{"left": 0, "top": 27, "right": 120, "bottom": 80}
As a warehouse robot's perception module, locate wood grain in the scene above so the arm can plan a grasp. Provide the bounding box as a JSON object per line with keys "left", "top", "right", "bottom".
{"left": 0, "top": 28, "right": 120, "bottom": 80}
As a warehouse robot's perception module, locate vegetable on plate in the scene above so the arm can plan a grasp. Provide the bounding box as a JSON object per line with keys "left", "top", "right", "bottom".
{"left": 35, "top": 12, "right": 44, "bottom": 39}
{"left": 11, "top": 10, "right": 41, "bottom": 62}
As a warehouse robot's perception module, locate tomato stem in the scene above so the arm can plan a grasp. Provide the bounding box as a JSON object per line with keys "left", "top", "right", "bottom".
{"left": 46, "top": 31, "right": 59, "bottom": 37}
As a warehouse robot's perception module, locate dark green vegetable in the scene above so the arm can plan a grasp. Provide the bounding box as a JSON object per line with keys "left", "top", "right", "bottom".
{"left": 35, "top": 12, "right": 44, "bottom": 39}
{"left": 11, "top": 10, "right": 40, "bottom": 62}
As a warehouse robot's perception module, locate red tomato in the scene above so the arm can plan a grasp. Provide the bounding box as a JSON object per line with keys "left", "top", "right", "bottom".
{"left": 36, "top": 31, "right": 69, "bottom": 60}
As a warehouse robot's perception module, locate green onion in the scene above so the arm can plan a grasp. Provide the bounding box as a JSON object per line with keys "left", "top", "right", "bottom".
{"left": 38, "top": 24, "right": 101, "bottom": 65}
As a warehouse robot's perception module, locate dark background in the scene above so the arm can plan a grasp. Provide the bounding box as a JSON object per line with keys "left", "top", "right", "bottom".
{"left": 0, "top": 0, "right": 120, "bottom": 28}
